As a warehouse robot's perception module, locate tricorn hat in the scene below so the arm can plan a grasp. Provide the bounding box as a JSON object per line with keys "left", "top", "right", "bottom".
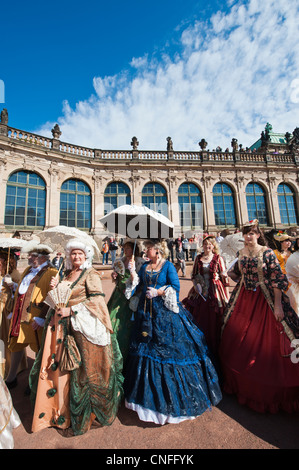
{"left": 21, "top": 240, "right": 53, "bottom": 255}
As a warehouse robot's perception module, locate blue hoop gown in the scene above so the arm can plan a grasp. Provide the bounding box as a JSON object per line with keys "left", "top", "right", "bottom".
{"left": 124, "top": 260, "right": 222, "bottom": 424}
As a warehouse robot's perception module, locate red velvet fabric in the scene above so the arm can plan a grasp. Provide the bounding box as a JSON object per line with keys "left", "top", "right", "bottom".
{"left": 9, "top": 294, "right": 25, "bottom": 337}
{"left": 219, "top": 286, "right": 299, "bottom": 413}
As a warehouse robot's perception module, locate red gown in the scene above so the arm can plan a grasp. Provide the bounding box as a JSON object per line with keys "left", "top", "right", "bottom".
{"left": 220, "top": 247, "right": 299, "bottom": 413}
{"left": 183, "top": 253, "right": 229, "bottom": 359}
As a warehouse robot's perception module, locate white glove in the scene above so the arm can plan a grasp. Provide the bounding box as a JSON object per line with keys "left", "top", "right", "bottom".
{"left": 128, "top": 260, "right": 136, "bottom": 273}
{"left": 146, "top": 287, "right": 159, "bottom": 299}
{"left": 3, "top": 275, "right": 13, "bottom": 286}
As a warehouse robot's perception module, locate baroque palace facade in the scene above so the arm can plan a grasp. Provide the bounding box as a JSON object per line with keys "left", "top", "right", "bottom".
{"left": 0, "top": 107, "right": 298, "bottom": 244}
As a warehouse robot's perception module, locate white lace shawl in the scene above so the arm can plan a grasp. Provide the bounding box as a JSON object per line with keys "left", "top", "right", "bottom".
{"left": 70, "top": 303, "right": 111, "bottom": 346}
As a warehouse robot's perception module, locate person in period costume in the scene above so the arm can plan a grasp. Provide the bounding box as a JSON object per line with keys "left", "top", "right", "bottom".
{"left": 273, "top": 232, "right": 293, "bottom": 290}
{"left": 29, "top": 238, "right": 123, "bottom": 436}
{"left": 183, "top": 235, "right": 230, "bottom": 361}
{"left": 285, "top": 233, "right": 299, "bottom": 316}
{"left": 219, "top": 220, "right": 299, "bottom": 414}
{"left": 107, "top": 240, "right": 145, "bottom": 368}
{"left": 0, "top": 375, "right": 21, "bottom": 449}
{"left": 124, "top": 239, "right": 222, "bottom": 425}
{"left": 0, "top": 250, "right": 27, "bottom": 380}
{"left": 5, "top": 242, "right": 57, "bottom": 390}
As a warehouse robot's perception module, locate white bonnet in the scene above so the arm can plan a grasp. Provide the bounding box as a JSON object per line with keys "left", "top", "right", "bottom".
{"left": 65, "top": 238, "right": 94, "bottom": 270}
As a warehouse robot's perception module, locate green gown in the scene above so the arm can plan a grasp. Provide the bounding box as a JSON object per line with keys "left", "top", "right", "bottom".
{"left": 108, "top": 269, "right": 135, "bottom": 365}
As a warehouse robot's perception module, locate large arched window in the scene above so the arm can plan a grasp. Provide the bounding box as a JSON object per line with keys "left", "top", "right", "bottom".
{"left": 277, "top": 183, "right": 298, "bottom": 225}
{"left": 142, "top": 182, "right": 168, "bottom": 218}
{"left": 246, "top": 182, "right": 269, "bottom": 226}
{"left": 213, "top": 182, "right": 237, "bottom": 227}
{"left": 5, "top": 170, "right": 46, "bottom": 228}
{"left": 178, "top": 183, "right": 203, "bottom": 230}
{"left": 60, "top": 179, "right": 91, "bottom": 229}
{"left": 104, "top": 182, "right": 131, "bottom": 215}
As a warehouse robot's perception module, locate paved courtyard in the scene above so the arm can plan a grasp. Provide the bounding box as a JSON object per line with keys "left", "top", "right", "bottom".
{"left": 10, "top": 264, "right": 299, "bottom": 450}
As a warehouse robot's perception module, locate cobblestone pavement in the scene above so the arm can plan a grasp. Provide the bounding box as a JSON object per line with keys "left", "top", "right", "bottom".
{"left": 10, "top": 264, "right": 299, "bottom": 450}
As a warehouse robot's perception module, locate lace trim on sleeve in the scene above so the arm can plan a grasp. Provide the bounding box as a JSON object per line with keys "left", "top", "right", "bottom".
{"left": 163, "top": 286, "right": 179, "bottom": 313}
{"left": 124, "top": 273, "right": 140, "bottom": 299}
{"left": 70, "top": 303, "right": 111, "bottom": 346}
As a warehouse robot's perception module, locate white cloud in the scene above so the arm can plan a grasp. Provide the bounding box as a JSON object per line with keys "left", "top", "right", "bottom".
{"left": 36, "top": 0, "right": 299, "bottom": 151}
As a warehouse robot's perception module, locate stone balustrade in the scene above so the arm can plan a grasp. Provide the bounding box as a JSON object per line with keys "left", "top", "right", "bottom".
{"left": 8, "top": 127, "right": 52, "bottom": 149}
{"left": 3, "top": 126, "right": 298, "bottom": 166}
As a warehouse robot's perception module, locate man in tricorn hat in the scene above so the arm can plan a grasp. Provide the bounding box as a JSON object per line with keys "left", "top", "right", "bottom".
{"left": 5, "top": 241, "right": 58, "bottom": 390}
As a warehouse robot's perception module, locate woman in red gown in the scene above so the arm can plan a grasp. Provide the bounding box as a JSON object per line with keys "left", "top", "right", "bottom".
{"left": 183, "top": 235, "right": 230, "bottom": 360}
{"left": 219, "top": 220, "right": 299, "bottom": 413}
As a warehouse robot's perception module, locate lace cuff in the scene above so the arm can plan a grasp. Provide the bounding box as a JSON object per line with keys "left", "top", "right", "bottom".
{"left": 162, "top": 286, "right": 179, "bottom": 313}
{"left": 70, "top": 303, "right": 111, "bottom": 346}
{"left": 124, "top": 273, "right": 140, "bottom": 299}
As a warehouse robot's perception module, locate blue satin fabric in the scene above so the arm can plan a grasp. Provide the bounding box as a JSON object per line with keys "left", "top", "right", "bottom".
{"left": 124, "top": 261, "right": 222, "bottom": 418}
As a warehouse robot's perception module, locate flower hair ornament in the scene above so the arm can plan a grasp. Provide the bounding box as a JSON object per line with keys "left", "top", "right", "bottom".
{"left": 242, "top": 219, "right": 259, "bottom": 229}
{"left": 273, "top": 232, "right": 293, "bottom": 242}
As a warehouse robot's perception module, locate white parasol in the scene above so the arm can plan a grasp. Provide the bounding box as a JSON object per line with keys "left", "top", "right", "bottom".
{"left": 0, "top": 238, "right": 30, "bottom": 250}
{"left": 0, "top": 238, "right": 31, "bottom": 275}
{"left": 36, "top": 226, "right": 100, "bottom": 261}
{"left": 99, "top": 204, "right": 174, "bottom": 240}
{"left": 220, "top": 233, "right": 245, "bottom": 267}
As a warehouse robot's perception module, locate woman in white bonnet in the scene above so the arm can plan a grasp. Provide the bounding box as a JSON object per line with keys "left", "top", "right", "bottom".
{"left": 30, "top": 238, "right": 123, "bottom": 436}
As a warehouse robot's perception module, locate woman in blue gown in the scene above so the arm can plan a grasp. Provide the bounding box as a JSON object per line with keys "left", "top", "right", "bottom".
{"left": 124, "top": 239, "right": 222, "bottom": 425}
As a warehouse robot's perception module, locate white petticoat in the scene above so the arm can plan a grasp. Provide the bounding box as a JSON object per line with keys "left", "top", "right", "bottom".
{"left": 125, "top": 400, "right": 197, "bottom": 425}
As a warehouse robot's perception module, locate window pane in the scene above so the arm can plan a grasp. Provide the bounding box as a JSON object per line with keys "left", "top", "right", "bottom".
{"left": 277, "top": 184, "right": 298, "bottom": 225}
{"left": 60, "top": 178, "right": 91, "bottom": 229}
{"left": 5, "top": 171, "right": 46, "bottom": 228}
{"left": 213, "top": 183, "right": 236, "bottom": 227}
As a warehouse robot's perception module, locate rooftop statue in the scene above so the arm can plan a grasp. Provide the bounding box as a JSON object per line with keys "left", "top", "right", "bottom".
{"left": 0, "top": 108, "right": 8, "bottom": 124}
{"left": 167, "top": 136, "right": 173, "bottom": 151}
{"left": 51, "top": 124, "right": 62, "bottom": 139}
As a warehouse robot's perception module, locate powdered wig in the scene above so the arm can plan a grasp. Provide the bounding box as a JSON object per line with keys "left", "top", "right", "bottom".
{"left": 65, "top": 238, "right": 94, "bottom": 270}
{"left": 144, "top": 239, "right": 169, "bottom": 259}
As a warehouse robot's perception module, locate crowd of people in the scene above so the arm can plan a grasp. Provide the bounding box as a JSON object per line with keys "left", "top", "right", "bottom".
{"left": 0, "top": 221, "right": 298, "bottom": 447}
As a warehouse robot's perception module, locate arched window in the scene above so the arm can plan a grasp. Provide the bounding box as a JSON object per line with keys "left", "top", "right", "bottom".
{"left": 246, "top": 182, "right": 269, "bottom": 225}
{"left": 60, "top": 179, "right": 91, "bottom": 229}
{"left": 213, "top": 182, "right": 237, "bottom": 227}
{"left": 178, "top": 183, "right": 203, "bottom": 230}
{"left": 104, "top": 182, "right": 131, "bottom": 215}
{"left": 277, "top": 183, "right": 298, "bottom": 225}
{"left": 142, "top": 182, "right": 168, "bottom": 218}
{"left": 5, "top": 170, "right": 46, "bottom": 228}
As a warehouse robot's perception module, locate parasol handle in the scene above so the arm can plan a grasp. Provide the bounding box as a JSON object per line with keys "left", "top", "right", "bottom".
{"left": 132, "top": 240, "right": 137, "bottom": 262}
{"left": 6, "top": 246, "right": 11, "bottom": 275}
{"left": 55, "top": 259, "right": 64, "bottom": 279}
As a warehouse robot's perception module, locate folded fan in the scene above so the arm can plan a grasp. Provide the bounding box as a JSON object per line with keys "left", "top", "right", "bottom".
{"left": 44, "top": 283, "right": 73, "bottom": 309}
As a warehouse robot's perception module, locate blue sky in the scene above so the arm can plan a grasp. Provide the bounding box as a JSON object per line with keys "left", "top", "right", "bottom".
{"left": 1, "top": 0, "right": 299, "bottom": 151}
